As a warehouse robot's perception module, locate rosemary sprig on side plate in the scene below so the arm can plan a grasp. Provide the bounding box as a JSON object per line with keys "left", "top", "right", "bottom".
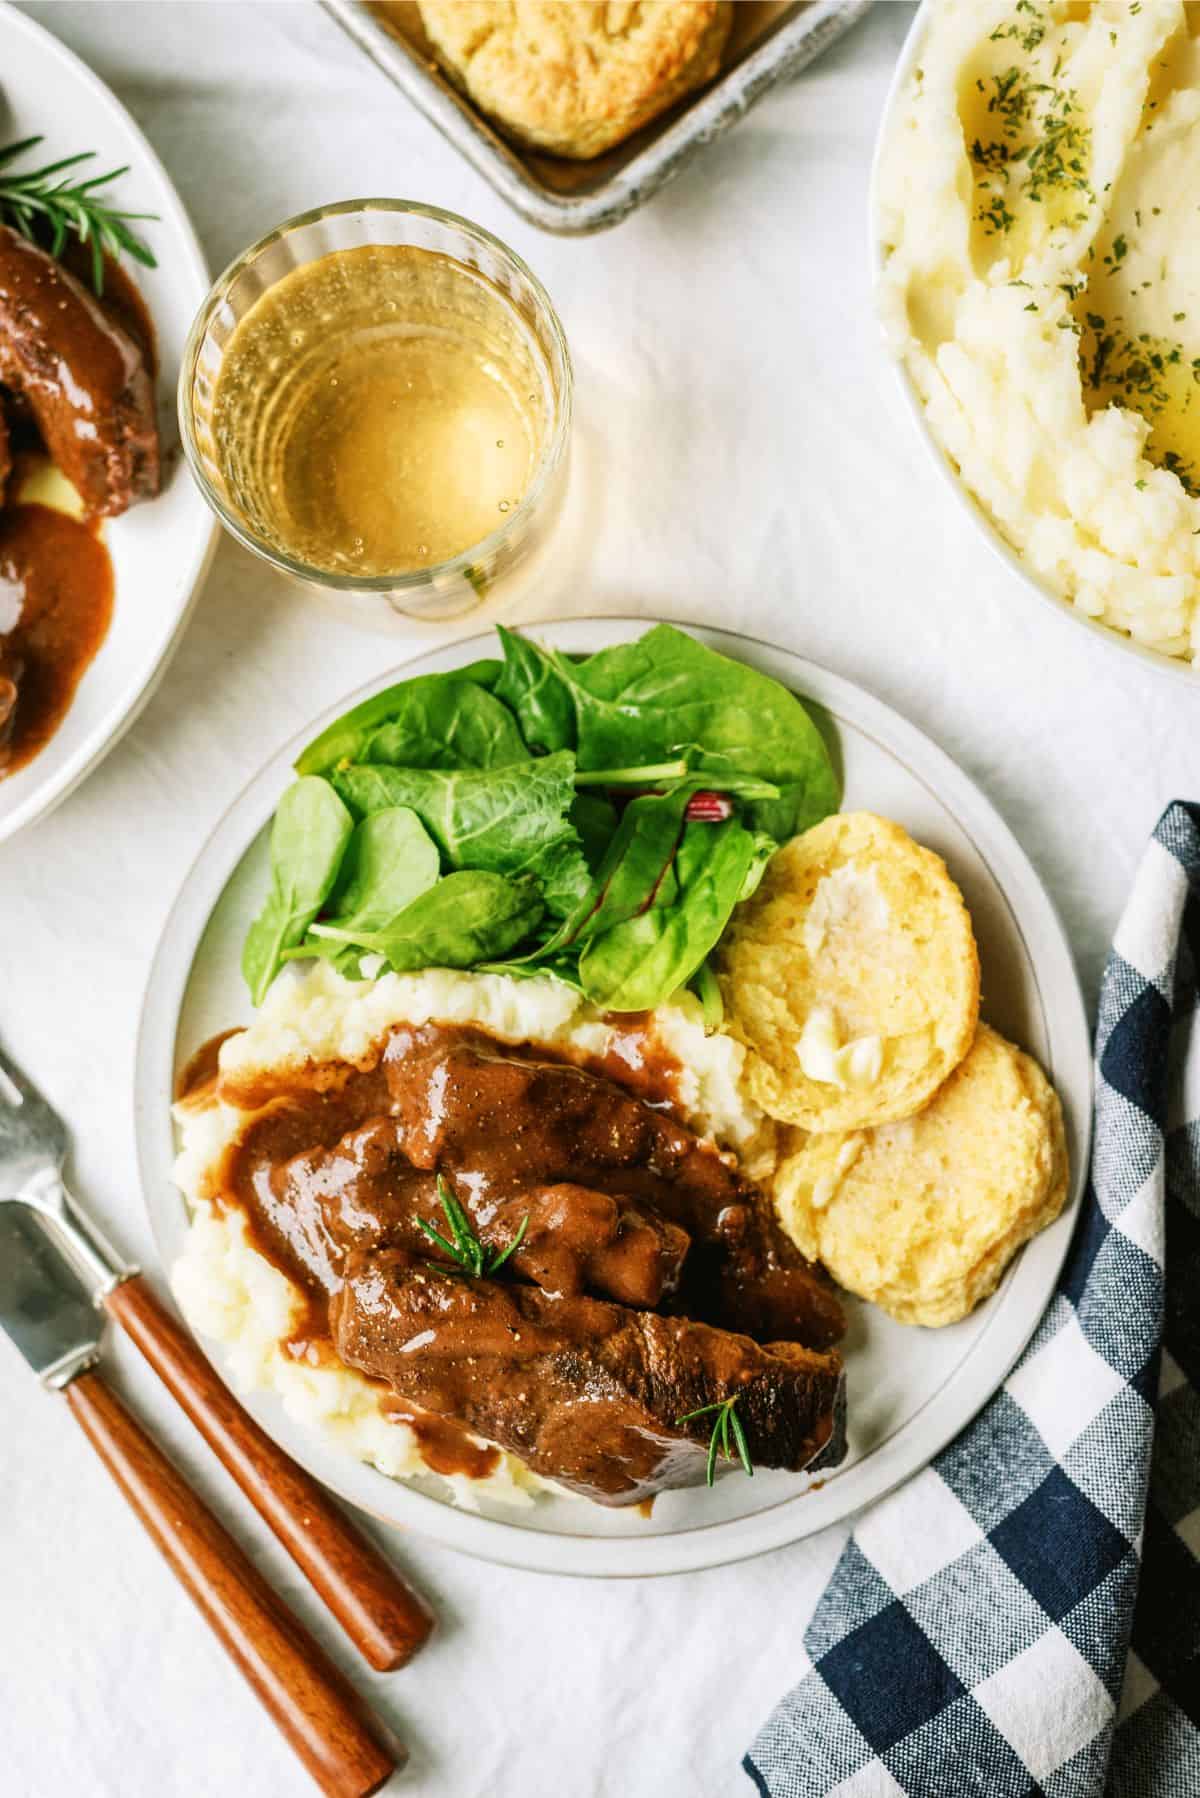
{"left": 417, "top": 1175, "right": 529, "bottom": 1279}
{"left": 676, "top": 1394, "right": 754, "bottom": 1487}
{"left": 0, "top": 135, "right": 157, "bottom": 294}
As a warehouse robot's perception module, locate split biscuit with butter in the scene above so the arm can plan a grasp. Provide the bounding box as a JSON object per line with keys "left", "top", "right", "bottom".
{"left": 416, "top": 1, "right": 733, "bottom": 160}
{"left": 773, "top": 1025, "right": 1069, "bottom": 1328}
{"left": 719, "top": 812, "right": 980, "bottom": 1132}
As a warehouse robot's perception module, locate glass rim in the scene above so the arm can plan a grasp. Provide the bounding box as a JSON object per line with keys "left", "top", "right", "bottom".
{"left": 177, "top": 197, "right": 574, "bottom": 593}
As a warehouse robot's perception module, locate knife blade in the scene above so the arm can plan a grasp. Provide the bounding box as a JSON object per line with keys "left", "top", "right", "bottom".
{"left": 0, "top": 1199, "right": 102, "bottom": 1389}
{"left": 0, "top": 1195, "right": 402, "bottom": 1790}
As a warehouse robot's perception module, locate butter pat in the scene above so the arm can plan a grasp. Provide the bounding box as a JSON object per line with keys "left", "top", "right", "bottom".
{"left": 795, "top": 1006, "right": 884, "bottom": 1092}
{"left": 802, "top": 861, "right": 891, "bottom": 960}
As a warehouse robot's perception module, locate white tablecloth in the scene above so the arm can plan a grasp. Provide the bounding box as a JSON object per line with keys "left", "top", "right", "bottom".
{"left": 2, "top": 5, "right": 1195, "bottom": 1794}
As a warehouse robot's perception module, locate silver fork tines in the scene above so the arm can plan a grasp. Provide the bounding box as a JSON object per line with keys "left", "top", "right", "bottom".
{"left": 0, "top": 1042, "right": 130, "bottom": 1298}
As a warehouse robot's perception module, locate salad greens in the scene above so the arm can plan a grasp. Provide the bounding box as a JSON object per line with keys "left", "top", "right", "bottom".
{"left": 576, "top": 817, "right": 758, "bottom": 1011}
{"left": 242, "top": 625, "right": 840, "bottom": 1013}
{"left": 295, "top": 662, "right": 506, "bottom": 775}
{"left": 333, "top": 750, "right": 590, "bottom": 918}
{"left": 241, "top": 778, "right": 354, "bottom": 1004}
{"left": 492, "top": 623, "right": 838, "bottom": 835}
{"left": 311, "top": 871, "right": 543, "bottom": 972}
{"left": 493, "top": 627, "right": 575, "bottom": 754}
{"left": 321, "top": 808, "right": 440, "bottom": 937}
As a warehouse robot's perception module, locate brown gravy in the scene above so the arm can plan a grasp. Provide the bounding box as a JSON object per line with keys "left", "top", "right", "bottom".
{"left": 192, "top": 1019, "right": 845, "bottom": 1492}
{"left": 186, "top": 1018, "right": 689, "bottom": 1485}
{"left": 378, "top": 1396, "right": 501, "bottom": 1481}
{"left": 175, "top": 1027, "right": 245, "bottom": 1107}
{"left": 210, "top": 1022, "right": 703, "bottom": 1315}
{"left": 0, "top": 502, "right": 113, "bottom": 777}
{"left": 0, "top": 247, "right": 158, "bottom": 779}
{"left": 68, "top": 249, "right": 158, "bottom": 380}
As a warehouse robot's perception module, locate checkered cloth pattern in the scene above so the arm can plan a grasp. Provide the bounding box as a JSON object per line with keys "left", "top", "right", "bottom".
{"left": 745, "top": 802, "right": 1200, "bottom": 1798}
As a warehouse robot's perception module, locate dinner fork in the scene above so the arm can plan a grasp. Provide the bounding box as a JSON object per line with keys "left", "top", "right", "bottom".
{"left": 0, "top": 1040, "right": 433, "bottom": 1671}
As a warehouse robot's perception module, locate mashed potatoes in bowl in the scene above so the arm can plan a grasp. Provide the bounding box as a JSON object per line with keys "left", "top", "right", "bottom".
{"left": 876, "top": 0, "right": 1200, "bottom": 671}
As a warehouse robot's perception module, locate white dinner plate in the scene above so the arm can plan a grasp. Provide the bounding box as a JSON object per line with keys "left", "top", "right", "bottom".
{"left": 134, "top": 620, "right": 1092, "bottom": 1578}
{"left": 0, "top": 3, "right": 219, "bottom": 841}
{"left": 869, "top": 1, "right": 1197, "bottom": 688}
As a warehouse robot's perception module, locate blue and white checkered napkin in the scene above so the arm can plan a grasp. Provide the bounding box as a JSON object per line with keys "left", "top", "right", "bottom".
{"left": 745, "top": 802, "right": 1200, "bottom": 1798}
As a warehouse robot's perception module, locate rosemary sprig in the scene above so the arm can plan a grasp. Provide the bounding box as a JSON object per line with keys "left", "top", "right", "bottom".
{"left": 417, "top": 1175, "right": 529, "bottom": 1279}
{"left": 0, "top": 135, "right": 157, "bottom": 295}
{"left": 676, "top": 1394, "right": 754, "bottom": 1487}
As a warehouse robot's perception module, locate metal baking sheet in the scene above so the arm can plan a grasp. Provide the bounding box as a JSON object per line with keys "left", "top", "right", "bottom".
{"left": 322, "top": 0, "right": 875, "bottom": 234}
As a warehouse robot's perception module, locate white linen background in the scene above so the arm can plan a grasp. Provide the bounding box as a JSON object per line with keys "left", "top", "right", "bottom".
{"left": 0, "top": 4, "right": 1195, "bottom": 1795}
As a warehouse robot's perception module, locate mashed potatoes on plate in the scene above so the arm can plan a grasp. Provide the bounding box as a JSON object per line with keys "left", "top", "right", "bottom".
{"left": 171, "top": 961, "right": 769, "bottom": 1509}
{"left": 878, "top": 0, "right": 1200, "bottom": 660}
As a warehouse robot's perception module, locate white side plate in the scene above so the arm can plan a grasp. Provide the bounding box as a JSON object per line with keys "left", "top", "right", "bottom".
{"left": 135, "top": 620, "right": 1092, "bottom": 1578}
{"left": 0, "top": 3, "right": 218, "bottom": 841}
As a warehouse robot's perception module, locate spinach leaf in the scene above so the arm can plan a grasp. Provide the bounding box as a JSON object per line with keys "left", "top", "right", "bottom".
{"left": 323, "top": 808, "right": 440, "bottom": 935}
{"left": 494, "top": 626, "right": 575, "bottom": 753}
{"left": 569, "top": 792, "right": 618, "bottom": 872}
{"left": 294, "top": 662, "right": 506, "bottom": 775}
{"left": 312, "top": 871, "right": 543, "bottom": 972}
{"left": 241, "top": 777, "right": 354, "bottom": 1005}
{"left": 526, "top": 625, "right": 839, "bottom": 831}
{"left": 362, "top": 684, "right": 529, "bottom": 772}
{"left": 332, "top": 751, "right": 590, "bottom": 918}
{"left": 535, "top": 786, "right": 691, "bottom": 958}
{"left": 577, "top": 818, "right": 757, "bottom": 1011}
{"left": 740, "top": 830, "right": 778, "bottom": 904}
{"left": 743, "top": 782, "right": 831, "bottom": 841}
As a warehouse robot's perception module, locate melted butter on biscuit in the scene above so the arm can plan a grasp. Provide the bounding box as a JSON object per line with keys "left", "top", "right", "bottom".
{"left": 802, "top": 862, "right": 891, "bottom": 959}
{"left": 796, "top": 1006, "right": 885, "bottom": 1092}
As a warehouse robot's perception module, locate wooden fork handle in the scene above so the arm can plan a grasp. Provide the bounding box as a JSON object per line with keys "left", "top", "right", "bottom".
{"left": 104, "top": 1275, "right": 433, "bottom": 1672}
{"left": 65, "top": 1369, "right": 400, "bottom": 1798}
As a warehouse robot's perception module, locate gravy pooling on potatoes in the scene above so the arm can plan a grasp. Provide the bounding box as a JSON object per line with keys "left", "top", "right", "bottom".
{"left": 191, "top": 1018, "right": 846, "bottom": 1502}
{"left": 209, "top": 244, "right": 548, "bottom": 577}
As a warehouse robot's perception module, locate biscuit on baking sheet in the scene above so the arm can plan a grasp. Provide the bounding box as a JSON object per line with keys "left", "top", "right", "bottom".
{"left": 416, "top": 1, "right": 733, "bottom": 160}
{"left": 718, "top": 812, "right": 980, "bottom": 1133}
{"left": 773, "top": 1025, "right": 1070, "bottom": 1328}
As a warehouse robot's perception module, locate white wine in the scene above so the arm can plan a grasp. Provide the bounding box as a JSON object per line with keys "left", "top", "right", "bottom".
{"left": 210, "top": 243, "right": 548, "bottom": 576}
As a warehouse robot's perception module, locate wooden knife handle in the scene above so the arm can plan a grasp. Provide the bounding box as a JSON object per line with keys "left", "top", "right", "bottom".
{"left": 65, "top": 1369, "right": 400, "bottom": 1798}
{"left": 104, "top": 1275, "right": 433, "bottom": 1672}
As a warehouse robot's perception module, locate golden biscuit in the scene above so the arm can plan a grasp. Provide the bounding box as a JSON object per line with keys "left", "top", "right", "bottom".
{"left": 773, "top": 1025, "right": 1070, "bottom": 1328}
{"left": 416, "top": 1, "right": 733, "bottom": 160}
{"left": 719, "top": 812, "right": 980, "bottom": 1132}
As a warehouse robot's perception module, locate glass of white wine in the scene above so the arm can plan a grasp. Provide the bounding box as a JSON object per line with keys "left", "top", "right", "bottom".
{"left": 179, "top": 200, "right": 572, "bottom": 624}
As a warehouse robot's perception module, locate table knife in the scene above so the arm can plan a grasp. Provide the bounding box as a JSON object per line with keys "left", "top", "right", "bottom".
{"left": 0, "top": 1199, "right": 401, "bottom": 1798}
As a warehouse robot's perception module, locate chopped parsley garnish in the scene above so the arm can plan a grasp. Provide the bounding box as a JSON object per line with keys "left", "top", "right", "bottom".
{"left": 1162, "top": 451, "right": 1199, "bottom": 497}
{"left": 989, "top": 0, "right": 1047, "bottom": 53}
{"left": 968, "top": 20, "right": 1094, "bottom": 237}
{"left": 1082, "top": 310, "right": 1200, "bottom": 496}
